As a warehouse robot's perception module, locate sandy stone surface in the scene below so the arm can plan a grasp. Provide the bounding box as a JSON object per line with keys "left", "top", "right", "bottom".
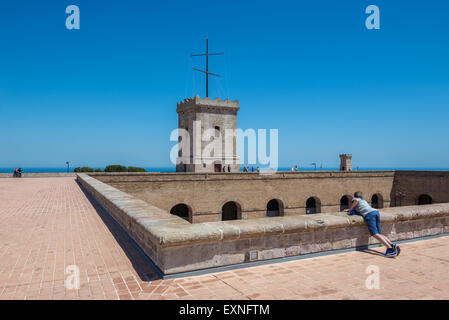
{"left": 0, "top": 177, "right": 448, "bottom": 300}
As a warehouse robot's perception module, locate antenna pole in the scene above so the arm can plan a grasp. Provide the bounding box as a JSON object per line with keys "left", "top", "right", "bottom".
{"left": 191, "top": 38, "right": 223, "bottom": 98}
{"left": 206, "top": 38, "right": 209, "bottom": 97}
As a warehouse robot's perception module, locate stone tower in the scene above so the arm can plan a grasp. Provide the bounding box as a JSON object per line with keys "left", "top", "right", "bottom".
{"left": 176, "top": 95, "right": 240, "bottom": 173}
{"left": 339, "top": 154, "right": 352, "bottom": 171}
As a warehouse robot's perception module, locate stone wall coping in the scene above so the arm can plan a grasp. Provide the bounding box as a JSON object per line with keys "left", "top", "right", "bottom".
{"left": 86, "top": 171, "right": 396, "bottom": 176}
{"left": 77, "top": 173, "right": 449, "bottom": 249}
{"left": 83, "top": 170, "right": 449, "bottom": 176}
{"left": 394, "top": 170, "right": 449, "bottom": 176}
{"left": 86, "top": 171, "right": 398, "bottom": 184}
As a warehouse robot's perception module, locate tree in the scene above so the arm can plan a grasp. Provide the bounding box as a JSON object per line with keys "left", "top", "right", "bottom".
{"left": 127, "top": 166, "right": 147, "bottom": 172}
{"left": 74, "top": 167, "right": 95, "bottom": 173}
{"left": 104, "top": 165, "right": 128, "bottom": 172}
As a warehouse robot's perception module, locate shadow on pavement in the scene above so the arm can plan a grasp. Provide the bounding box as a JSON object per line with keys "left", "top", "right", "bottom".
{"left": 76, "top": 181, "right": 162, "bottom": 282}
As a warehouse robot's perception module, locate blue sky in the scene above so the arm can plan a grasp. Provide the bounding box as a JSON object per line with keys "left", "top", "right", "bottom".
{"left": 1, "top": 0, "right": 448, "bottom": 169}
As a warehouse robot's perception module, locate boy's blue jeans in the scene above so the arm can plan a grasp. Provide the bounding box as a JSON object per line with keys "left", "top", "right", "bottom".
{"left": 364, "top": 210, "right": 381, "bottom": 236}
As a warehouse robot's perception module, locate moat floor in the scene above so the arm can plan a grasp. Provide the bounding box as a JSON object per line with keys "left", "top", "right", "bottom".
{"left": 0, "top": 177, "right": 448, "bottom": 300}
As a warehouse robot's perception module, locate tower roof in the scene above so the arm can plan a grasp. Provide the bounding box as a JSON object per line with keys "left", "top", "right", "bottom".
{"left": 177, "top": 95, "right": 239, "bottom": 113}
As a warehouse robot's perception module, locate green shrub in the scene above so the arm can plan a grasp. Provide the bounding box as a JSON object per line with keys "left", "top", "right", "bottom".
{"left": 127, "top": 166, "right": 147, "bottom": 172}
{"left": 101, "top": 165, "right": 147, "bottom": 172}
{"left": 104, "top": 165, "right": 128, "bottom": 172}
{"left": 94, "top": 168, "right": 103, "bottom": 172}
{"left": 74, "top": 167, "right": 95, "bottom": 172}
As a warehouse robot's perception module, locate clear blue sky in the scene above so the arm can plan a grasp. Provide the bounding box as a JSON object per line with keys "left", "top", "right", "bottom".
{"left": 1, "top": 0, "right": 448, "bottom": 169}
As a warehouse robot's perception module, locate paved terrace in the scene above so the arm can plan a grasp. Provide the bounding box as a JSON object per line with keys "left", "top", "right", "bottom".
{"left": 0, "top": 177, "right": 448, "bottom": 300}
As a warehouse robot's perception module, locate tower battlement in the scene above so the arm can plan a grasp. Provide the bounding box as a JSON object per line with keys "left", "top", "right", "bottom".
{"left": 177, "top": 95, "right": 239, "bottom": 113}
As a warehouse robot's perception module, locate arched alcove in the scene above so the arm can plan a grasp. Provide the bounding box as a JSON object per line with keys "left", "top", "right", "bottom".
{"left": 340, "top": 195, "right": 350, "bottom": 211}
{"left": 170, "top": 203, "right": 191, "bottom": 222}
{"left": 266, "top": 199, "right": 284, "bottom": 217}
{"left": 371, "top": 194, "right": 384, "bottom": 209}
{"left": 306, "top": 197, "right": 321, "bottom": 214}
{"left": 417, "top": 194, "right": 432, "bottom": 205}
{"left": 222, "top": 201, "right": 241, "bottom": 221}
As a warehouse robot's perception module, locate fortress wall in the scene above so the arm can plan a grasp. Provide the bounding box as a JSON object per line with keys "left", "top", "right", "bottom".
{"left": 392, "top": 171, "right": 449, "bottom": 206}
{"left": 77, "top": 173, "right": 449, "bottom": 275}
{"left": 93, "top": 171, "right": 395, "bottom": 222}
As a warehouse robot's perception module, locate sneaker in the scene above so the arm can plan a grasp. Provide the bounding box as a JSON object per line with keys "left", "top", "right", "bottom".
{"left": 392, "top": 244, "right": 401, "bottom": 257}
{"left": 383, "top": 247, "right": 397, "bottom": 258}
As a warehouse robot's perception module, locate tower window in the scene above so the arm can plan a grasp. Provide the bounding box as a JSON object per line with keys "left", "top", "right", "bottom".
{"left": 214, "top": 126, "right": 220, "bottom": 137}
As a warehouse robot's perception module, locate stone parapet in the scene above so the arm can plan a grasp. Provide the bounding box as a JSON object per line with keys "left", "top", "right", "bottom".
{"left": 77, "top": 173, "right": 449, "bottom": 275}
{"left": 90, "top": 170, "right": 396, "bottom": 182}
{"left": 177, "top": 95, "right": 239, "bottom": 113}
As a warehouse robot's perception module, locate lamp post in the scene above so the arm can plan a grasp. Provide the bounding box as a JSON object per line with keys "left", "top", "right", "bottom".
{"left": 66, "top": 161, "right": 70, "bottom": 173}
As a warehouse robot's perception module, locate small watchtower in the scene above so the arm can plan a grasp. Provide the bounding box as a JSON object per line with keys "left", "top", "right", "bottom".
{"left": 339, "top": 154, "right": 353, "bottom": 171}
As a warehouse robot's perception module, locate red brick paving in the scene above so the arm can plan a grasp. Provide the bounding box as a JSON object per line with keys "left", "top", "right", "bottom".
{"left": 0, "top": 177, "right": 448, "bottom": 300}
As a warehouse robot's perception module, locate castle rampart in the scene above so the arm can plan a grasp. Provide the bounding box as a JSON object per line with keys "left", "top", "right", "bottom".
{"left": 77, "top": 172, "right": 449, "bottom": 275}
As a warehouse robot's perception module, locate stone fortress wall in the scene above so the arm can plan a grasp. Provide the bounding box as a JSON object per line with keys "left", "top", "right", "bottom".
{"left": 90, "top": 170, "right": 449, "bottom": 224}
{"left": 391, "top": 171, "right": 449, "bottom": 206}
{"left": 77, "top": 172, "right": 449, "bottom": 275}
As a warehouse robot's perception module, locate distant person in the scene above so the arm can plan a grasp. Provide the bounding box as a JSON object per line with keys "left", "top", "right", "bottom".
{"left": 222, "top": 166, "right": 225, "bottom": 172}
{"left": 345, "top": 191, "right": 400, "bottom": 257}
{"left": 227, "top": 165, "right": 231, "bottom": 172}
{"left": 291, "top": 167, "right": 294, "bottom": 172}
{"left": 17, "top": 168, "right": 23, "bottom": 178}
{"left": 13, "top": 168, "right": 18, "bottom": 178}
{"left": 257, "top": 167, "right": 260, "bottom": 173}
{"left": 251, "top": 167, "right": 254, "bottom": 172}
{"left": 295, "top": 165, "right": 298, "bottom": 172}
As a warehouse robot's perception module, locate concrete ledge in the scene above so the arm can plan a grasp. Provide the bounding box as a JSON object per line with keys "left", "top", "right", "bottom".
{"left": 77, "top": 173, "right": 449, "bottom": 275}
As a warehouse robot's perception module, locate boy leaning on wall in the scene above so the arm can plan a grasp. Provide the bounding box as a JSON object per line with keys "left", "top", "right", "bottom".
{"left": 345, "top": 191, "right": 401, "bottom": 257}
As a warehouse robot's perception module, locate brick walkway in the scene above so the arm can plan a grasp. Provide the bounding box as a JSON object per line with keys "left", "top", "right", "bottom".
{"left": 0, "top": 177, "right": 448, "bottom": 300}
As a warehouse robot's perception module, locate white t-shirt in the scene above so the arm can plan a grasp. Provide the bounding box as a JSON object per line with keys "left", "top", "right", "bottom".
{"left": 352, "top": 197, "right": 375, "bottom": 218}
